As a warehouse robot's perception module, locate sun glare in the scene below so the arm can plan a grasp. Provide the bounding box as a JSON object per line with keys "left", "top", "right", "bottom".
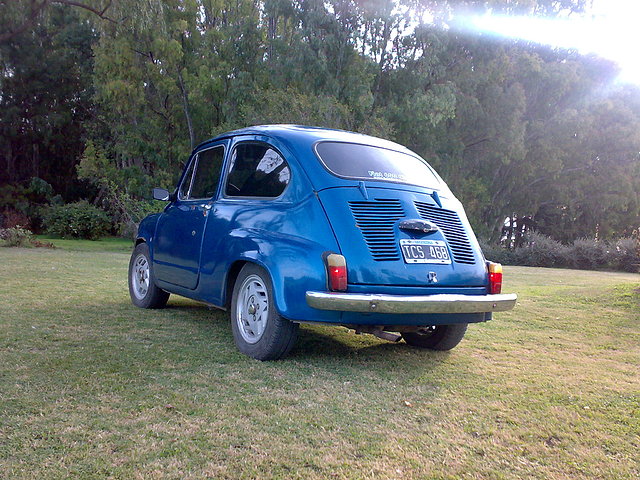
{"left": 464, "top": 0, "right": 640, "bottom": 85}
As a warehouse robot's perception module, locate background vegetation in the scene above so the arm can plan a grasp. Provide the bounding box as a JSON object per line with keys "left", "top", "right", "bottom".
{"left": 1, "top": 1, "right": 639, "bottom": 252}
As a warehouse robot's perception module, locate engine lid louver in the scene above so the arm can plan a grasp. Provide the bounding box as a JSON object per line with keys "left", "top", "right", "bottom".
{"left": 414, "top": 201, "right": 476, "bottom": 264}
{"left": 349, "top": 199, "right": 404, "bottom": 261}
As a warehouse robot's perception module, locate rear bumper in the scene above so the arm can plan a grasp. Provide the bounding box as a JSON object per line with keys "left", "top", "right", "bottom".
{"left": 305, "top": 291, "right": 517, "bottom": 314}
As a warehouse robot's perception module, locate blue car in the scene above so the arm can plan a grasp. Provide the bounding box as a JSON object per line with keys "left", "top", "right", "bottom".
{"left": 129, "top": 125, "right": 516, "bottom": 360}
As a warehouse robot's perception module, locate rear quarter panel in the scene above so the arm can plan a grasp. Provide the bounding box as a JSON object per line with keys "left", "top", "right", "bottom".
{"left": 196, "top": 193, "right": 343, "bottom": 322}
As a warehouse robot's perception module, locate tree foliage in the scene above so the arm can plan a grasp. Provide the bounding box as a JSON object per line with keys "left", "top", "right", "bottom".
{"left": 0, "top": 5, "right": 96, "bottom": 197}
{"left": 1, "top": 0, "right": 639, "bottom": 241}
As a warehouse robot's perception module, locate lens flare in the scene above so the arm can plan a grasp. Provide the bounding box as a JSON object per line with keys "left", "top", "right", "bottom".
{"left": 456, "top": 1, "right": 640, "bottom": 85}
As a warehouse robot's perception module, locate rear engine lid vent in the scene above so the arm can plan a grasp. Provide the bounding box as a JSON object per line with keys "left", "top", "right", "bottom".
{"left": 349, "top": 199, "right": 404, "bottom": 261}
{"left": 414, "top": 201, "right": 476, "bottom": 265}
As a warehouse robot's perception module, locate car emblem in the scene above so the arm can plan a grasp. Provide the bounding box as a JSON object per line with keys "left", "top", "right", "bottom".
{"left": 428, "top": 271, "right": 438, "bottom": 283}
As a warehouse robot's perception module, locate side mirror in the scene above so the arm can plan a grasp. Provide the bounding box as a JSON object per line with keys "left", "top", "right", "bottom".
{"left": 152, "top": 187, "right": 172, "bottom": 201}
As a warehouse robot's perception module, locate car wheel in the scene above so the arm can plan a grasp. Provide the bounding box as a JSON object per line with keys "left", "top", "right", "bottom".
{"left": 231, "top": 264, "right": 298, "bottom": 361}
{"left": 128, "top": 243, "right": 170, "bottom": 309}
{"left": 402, "top": 324, "right": 468, "bottom": 351}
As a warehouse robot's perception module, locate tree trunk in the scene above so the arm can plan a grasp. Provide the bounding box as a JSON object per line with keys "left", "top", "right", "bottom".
{"left": 371, "top": 20, "right": 391, "bottom": 113}
{"left": 32, "top": 142, "right": 40, "bottom": 178}
{"left": 177, "top": 68, "right": 195, "bottom": 149}
{"left": 268, "top": 15, "right": 276, "bottom": 61}
{"left": 6, "top": 142, "right": 16, "bottom": 182}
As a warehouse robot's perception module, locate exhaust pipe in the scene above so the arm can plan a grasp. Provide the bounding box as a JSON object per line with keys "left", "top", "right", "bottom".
{"left": 355, "top": 326, "right": 401, "bottom": 342}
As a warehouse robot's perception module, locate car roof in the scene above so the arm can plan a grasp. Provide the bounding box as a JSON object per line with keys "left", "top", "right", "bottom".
{"left": 194, "top": 124, "right": 430, "bottom": 192}
{"left": 197, "top": 124, "right": 412, "bottom": 155}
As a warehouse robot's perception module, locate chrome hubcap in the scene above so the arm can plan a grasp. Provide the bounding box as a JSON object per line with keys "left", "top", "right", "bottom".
{"left": 132, "top": 254, "right": 150, "bottom": 300}
{"left": 236, "top": 274, "right": 268, "bottom": 344}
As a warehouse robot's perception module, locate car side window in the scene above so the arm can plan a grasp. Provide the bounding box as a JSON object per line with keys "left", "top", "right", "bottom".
{"left": 180, "top": 146, "right": 225, "bottom": 200}
{"left": 225, "top": 143, "right": 290, "bottom": 197}
{"left": 178, "top": 158, "right": 196, "bottom": 199}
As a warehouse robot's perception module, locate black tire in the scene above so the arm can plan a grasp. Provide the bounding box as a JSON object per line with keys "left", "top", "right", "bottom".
{"left": 402, "top": 324, "right": 468, "bottom": 351}
{"left": 128, "top": 243, "right": 169, "bottom": 309}
{"left": 230, "top": 264, "right": 298, "bottom": 361}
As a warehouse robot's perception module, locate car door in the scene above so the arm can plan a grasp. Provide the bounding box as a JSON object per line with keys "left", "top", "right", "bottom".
{"left": 196, "top": 139, "right": 293, "bottom": 302}
{"left": 153, "top": 142, "right": 227, "bottom": 289}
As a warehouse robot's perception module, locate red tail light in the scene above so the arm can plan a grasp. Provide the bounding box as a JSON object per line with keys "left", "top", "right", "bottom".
{"left": 488, "top": 262, "right": 503, "bottom": 294}
{"left": 326, "top": 254, "right": 347, "bottom": 291}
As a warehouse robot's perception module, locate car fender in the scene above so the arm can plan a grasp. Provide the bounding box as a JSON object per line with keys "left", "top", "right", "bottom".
{"left": 135, "top": 213, "right": 162, "bottom": 251}
{"left": 196, "top": 225, "right": 342, "bottom": 322}
{"left": 234, "top": 229, "right": 340, "bottom": 321}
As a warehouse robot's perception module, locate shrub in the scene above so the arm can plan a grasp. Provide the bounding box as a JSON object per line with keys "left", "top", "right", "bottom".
{"left": 0, "top": 225, "right": 34, "bottom": 247}
{"left": 108, "top": 198, "right": 161, "bottom": 239}
{"left": 0, "top": 178, "right": 56, "bottom": 233}
{"left": 44, "top": 201, "right": 111, "bottom": 240}
{"left": 0, "top": 209, "right": 32, "bottom": 229}
{"left": 479, "top": 239, "right": 517, "bottom": 265}
{"left": 610, "top": 237, "right": 640, "bottom": 273}
{"left": 483, "top": 232, "right": 571, "bottom": 268}
{"left": 0, "top": 184, "right": 29, "bottom": 214}
{"left": 515, "top": 232, "right": 571, "bottom": 268}
{"left": 481, "top": 231, "right": 640, "bottom": 272}
{"left": 570, "top": 237, "right": 610, "bottom": 270}
{"left": 28, "top": 177, "right": 54, "bottom": 200}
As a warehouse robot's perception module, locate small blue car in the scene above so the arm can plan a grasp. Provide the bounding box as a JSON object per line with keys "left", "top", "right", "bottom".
{"left": 129, "top": 125, "right": 516, "bottom": 360}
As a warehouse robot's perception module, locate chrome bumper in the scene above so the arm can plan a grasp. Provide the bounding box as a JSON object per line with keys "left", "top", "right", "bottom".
{"left": 306, "top": 291, "right": 517, "bottom": 314}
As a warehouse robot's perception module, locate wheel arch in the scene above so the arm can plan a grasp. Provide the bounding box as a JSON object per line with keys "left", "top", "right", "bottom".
{"left": 135, "top": 213, "right": 162, "bottom": 254}
{"left": 221, "top": 255, "right": 291, "bottom": 318}
{"left": 128, "top": 241, "right": 170, "bottom": 309}
{"left": 221, "top": 246, "right": 334, "bottom": 322}
{"left": 225, "top": 260, "right": 248, "bottom": 309}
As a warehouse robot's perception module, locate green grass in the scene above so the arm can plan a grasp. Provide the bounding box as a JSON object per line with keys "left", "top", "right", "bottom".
{"left": 0, "top": 248, "right": 638, "bottom": 479}
{"left": 34, "top": 235, "right": 134, "bottom": 252}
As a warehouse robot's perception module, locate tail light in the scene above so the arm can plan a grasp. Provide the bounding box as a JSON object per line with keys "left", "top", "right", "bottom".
{"left": 487, "top": 262, "right": 503, "bottom": 294}
{"left": 326, "top": 254, "right": 347, "bottom": 291}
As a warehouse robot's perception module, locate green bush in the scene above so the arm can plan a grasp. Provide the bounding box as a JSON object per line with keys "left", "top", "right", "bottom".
{"left": 0, "top": 178, "right": 57, "bottom": 233}
{"left": 481, "top": 232, "right": 571, "bottom": 267}
{"left": 44, "top": 201, "right": 111, "bottom": 240}
{"left": 482, "top": 232, "right": 640, "bottom": 272}
{"left": 0, "top": 225, "right": 33, "bottom": 247}
{"left": 515, "top": 232, "right": 571, "bottom": 268}
{"left": 0, "top": 184, "right": 29, "bottom": 215}
{"left": 111, "top": 198, "right": 161, "bottom": 238}
{"left": 610, "top": 237, "right": 640, "bottom": 273}
{"left": 570, "top": 238, "right": 609, "bottom": 270}
{"left": 479, "top": 239, "right": 517, "bottom": 265}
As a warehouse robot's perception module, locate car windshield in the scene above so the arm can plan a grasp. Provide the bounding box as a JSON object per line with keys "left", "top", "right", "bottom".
{"left": 315, "top": 142, "right": 442, "bottom": 188}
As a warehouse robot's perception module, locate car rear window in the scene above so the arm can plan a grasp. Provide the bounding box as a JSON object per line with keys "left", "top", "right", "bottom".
{"left": 315, "top": 142, "right": 441, "bottom": 188}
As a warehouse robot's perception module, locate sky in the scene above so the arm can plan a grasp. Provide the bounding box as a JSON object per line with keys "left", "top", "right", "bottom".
{"left": 467, "top": 0, "right": 640, "bottom": 85}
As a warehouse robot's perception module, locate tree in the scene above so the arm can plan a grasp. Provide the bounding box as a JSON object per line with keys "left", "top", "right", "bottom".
{"left": 0, "top": 0, "right": 116, "bottom": 44}
{"left": 0, "top": 5, "right": 97, "bottom": 197}
{"left": 2, "top": 0, "right": 639, "bottom": 244}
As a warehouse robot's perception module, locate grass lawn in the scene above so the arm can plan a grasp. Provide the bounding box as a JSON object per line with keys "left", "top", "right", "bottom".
{"left": 0, "top": 246, "right": 638, "bottom": 479}
{"left": 33, "top": 235, "right": 134, "bottom": 252}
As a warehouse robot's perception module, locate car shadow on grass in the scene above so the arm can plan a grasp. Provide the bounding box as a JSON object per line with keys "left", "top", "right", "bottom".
{"left": 129, "top": 300, "right": 453, "bottom": 374}
{"left": 290, "top": 324, "right": 452, "bottom": 368}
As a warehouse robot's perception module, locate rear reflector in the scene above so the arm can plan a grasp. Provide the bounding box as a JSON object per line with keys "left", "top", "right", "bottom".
{"left": 326, "top": 254, "right": 347, "bottom": 291}
{"left": 488, "top": 262, "right": 503, "bottom": 294}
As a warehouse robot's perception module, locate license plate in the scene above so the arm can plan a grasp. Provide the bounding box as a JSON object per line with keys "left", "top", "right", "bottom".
{"left": 400, "top": 239, "right": 451, "bottom": 264}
